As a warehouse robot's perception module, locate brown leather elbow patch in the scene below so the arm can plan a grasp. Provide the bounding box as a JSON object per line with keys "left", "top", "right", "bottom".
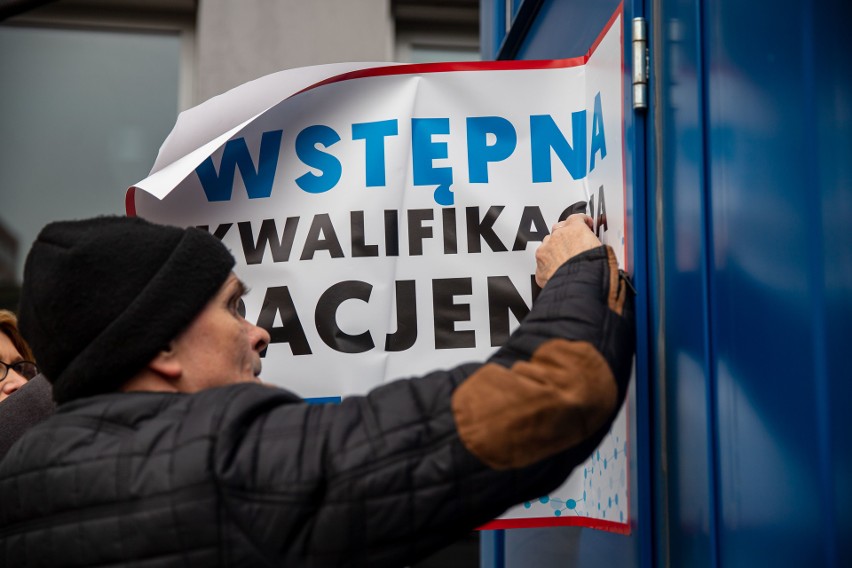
{"left": 451, "top": 339, "right": 617, "bottom": 470}
{"left": 606, "top": 246, "right": 627, "bottom": 316}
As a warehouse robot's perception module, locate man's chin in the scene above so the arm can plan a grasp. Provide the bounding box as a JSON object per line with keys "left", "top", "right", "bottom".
{"left": 252, "top": 358, "right": 263, "bottom": 380}
{"left": 236, "top": 371, "right": 262, "bottom": 385}
{"left": 241, "top": 372, "right": 262, "bottom": 384}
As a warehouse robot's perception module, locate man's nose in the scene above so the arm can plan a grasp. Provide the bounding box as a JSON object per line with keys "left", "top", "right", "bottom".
{"left": 247, "top": 321, "right": 271, "bottom": 353}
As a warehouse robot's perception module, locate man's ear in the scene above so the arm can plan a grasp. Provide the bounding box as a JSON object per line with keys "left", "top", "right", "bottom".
{"left": 147, "top": 344, "right": 183, "bottom": 381}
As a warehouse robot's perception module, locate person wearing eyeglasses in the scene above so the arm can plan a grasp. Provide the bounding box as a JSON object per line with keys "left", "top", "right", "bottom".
{"left": 0, "top": 309, "right": 55, "bottom": 460}
{"left": 0, "top": 309, "right": 39, "bottom": 402}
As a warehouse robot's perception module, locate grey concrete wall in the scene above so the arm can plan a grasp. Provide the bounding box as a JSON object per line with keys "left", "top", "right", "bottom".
{"left": 195, "top": 0, "right": 393, "bottom": 103}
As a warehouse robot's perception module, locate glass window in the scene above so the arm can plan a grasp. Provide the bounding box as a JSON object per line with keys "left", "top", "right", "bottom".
{"left": 0, "top": 25, "right": 181, "bottom": 284}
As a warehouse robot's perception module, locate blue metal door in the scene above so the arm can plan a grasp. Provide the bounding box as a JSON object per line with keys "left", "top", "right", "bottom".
{"left": 481, "top": 1, "right": 651, "bottom": 566}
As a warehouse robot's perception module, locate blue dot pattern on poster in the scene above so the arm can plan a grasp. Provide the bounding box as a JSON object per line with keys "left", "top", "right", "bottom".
{"left": 518, "top": 407, "right": 629, "bottom": 525}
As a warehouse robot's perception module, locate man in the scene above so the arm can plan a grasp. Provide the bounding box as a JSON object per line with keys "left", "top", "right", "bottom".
{"left": 0, "top": 214, "right": 634, "bottom": 567}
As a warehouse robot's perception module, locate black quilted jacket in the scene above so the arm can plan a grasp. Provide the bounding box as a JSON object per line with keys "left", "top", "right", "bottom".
{"left": 0, "top": 246, "right": 634, "bottom": 567}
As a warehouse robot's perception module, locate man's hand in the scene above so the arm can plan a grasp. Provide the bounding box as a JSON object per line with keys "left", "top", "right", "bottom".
{"left": 535, "top": 214, "right": 602, "bottom": 287}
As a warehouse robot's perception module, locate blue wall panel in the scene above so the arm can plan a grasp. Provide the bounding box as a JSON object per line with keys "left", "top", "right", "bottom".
{"left": 703, "top": 0, "right": 852, "bottom": 565}
{"left": 647, "top": 0, "right": 715, "bottom": 564}
{"left": 513, "top": 0, "right": 622, "bottom": 61}
{"left": 815, "top": 4, "right": 852, "bottom": 564}
{"left": 802, "top": 2, "right": 852, "bottom": 564}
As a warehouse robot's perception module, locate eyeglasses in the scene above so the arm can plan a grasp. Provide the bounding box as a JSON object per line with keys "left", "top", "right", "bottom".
{"left": 0, "top": 360, "right": 39, "bottom": 382}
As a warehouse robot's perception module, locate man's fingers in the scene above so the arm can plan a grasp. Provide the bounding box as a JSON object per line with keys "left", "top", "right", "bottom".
{"left": 536, "top": 212, "right": 601, "bottom": 289}
{"left": 551, "top": 214, "right": 594, "bottom": 234}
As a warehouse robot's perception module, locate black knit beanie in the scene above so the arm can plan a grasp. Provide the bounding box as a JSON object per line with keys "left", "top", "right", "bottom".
{"left": 18, "top": 216, "right": 235, "bottom": 404}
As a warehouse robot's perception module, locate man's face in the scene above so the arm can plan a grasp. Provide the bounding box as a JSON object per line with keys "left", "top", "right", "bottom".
{"left": 169, "top": 273, "right": 270, "bottom": 392}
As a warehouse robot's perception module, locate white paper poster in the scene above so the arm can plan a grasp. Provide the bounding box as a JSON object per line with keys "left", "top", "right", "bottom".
{"left": 130, "top": 5, "right": 629, "bottom": 533}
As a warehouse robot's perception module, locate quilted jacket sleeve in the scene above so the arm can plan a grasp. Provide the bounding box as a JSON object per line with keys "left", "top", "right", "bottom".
{"left": 214, "top": 245, "right": 634, "bottom": 568}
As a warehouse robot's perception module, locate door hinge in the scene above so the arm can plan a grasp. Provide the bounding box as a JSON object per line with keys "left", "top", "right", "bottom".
{"left": 632, "top": 17, "right": 649, "bottom": 111}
